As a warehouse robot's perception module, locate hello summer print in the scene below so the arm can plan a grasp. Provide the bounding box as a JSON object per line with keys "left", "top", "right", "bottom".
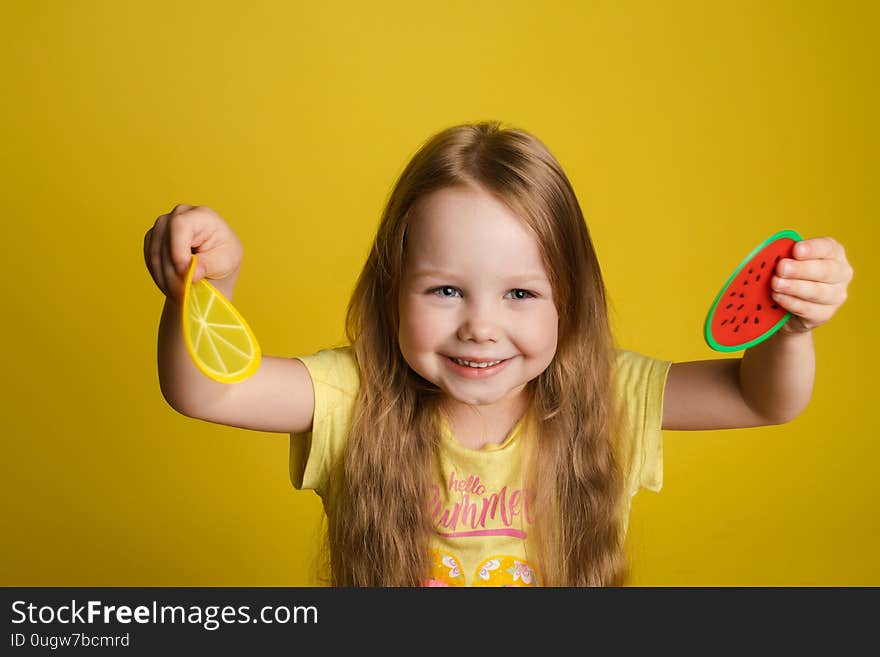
{"left": 426, "top": 469, "right": 538, "bottom": 587}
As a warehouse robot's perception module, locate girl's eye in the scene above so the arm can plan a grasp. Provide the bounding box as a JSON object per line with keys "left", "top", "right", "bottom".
{"left": 429, "top": 286, "right": 535, "bottom": 300}
{"left": 507, "top": 289, "right": 535, "bottom": 300}
{"left": 432, "top": 286, "right": 460, "bottom": 298}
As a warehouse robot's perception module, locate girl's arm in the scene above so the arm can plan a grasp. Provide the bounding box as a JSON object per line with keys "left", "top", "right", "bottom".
{"left": 147, "top": 205, "right": 316, "bottom": 435}
{"left": 740, "top": 330, "right": 815, "bottom": 423}
{"left": 661, "top": 236, "right": 851, "bottom": 431}
{"left": 158, "top": 274, "right": 316, "bottom": 435}
{"left": 661, "top": 330, "right": 814, "bottom": 431}
{"left": 158, "top": 281, "right": 316, "bottom": 435}
{"left": 156, "top": 274, "right": 238, "bottom": 414}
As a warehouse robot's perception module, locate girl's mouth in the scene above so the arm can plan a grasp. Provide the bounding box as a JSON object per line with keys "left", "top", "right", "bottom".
{"left": 443, "top": 355, "right": 511, "bottom": 378}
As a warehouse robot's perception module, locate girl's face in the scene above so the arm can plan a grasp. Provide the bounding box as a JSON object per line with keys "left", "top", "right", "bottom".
{"left": 398, "top": 185, "right": 559, "bottom": 415}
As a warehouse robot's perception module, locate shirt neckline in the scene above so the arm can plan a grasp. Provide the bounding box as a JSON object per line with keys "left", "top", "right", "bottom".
{"left": 437, "top": 404, "right": 534, "bottom": 454}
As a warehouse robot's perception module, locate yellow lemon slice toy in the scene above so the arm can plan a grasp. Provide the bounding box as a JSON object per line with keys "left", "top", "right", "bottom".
{"left": 182, "top": 255, "right": 261, "bottom": 384}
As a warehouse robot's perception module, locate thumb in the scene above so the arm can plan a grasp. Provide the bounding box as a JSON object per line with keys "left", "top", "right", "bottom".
{"left": 177, "top": 253, "right": 193, "bottom": 277}
{"left": 189, "top": 252, "right": 220, "bottom": 285}
{"left": 187, "top": 253, "right": 207, "bottom": 285}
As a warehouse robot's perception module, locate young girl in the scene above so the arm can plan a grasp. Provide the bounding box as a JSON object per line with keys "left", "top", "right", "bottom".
{"left": 144, "top": 121, "right": 853, "bottom": 587}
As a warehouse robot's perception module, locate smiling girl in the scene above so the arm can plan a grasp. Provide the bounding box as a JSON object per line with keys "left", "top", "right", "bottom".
{"left": 144, "top": 121, "right": 853, "bottom": 586}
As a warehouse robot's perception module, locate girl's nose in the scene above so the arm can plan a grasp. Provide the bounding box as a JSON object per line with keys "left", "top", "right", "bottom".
{"left": 457, "top": 304, "right": 500, "bottom": 343}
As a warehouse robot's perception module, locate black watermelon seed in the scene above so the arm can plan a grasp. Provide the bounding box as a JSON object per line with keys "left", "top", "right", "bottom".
{"left": 761, "top": 261, "right": 766, "bottom": 268}
{"left": 739, "top": 293, "right": 745, "bottom": 298}
{"left": 754, "top": 318, "right": 759, "bottom": 324}
{"left": 721, "top": 319, "right": 728, "bottom": 326}
{"left": 748, "top": 268, "right": 753, "bottom": 274}
{"left": 771, "top": 304, "right": 778, "bottom": 309}
{"left": 743, "top": 316, "right": 749, "bottom": 324}
{"left": 756, "top": 275, "right": 761, "bottom": 282}
{"left": 734, "top": 326, "right": 740, "bottom": 333}
{"left": 737, "top": 304, "right": 744, "bottom": 310}
{"left": 729, "top": 291, "right": 736, "bottom": 297}
{"left": 757, "top": 304, "right": 762, "bottom": 311}
{"left": 726, "top": 304, "right": 733, "bottom": 309}
{"left": 744, "top": 280, "right": 748, "bottom": 285}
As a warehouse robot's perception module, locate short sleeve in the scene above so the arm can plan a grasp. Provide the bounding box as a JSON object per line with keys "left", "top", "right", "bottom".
{"left": 288, "top": 346, "right": 359, "bottom": 498}
{"left": 613, "top": 350, "right": 673, "bottom": 496}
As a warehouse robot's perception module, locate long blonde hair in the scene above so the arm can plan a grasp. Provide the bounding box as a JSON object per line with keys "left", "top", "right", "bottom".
{"left": 328, "top": 120, "right": 627, "bottom": 586}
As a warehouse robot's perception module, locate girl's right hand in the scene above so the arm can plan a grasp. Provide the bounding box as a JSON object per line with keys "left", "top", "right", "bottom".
{"left": 143, "top": 204, "right": 244, "bottom": 304}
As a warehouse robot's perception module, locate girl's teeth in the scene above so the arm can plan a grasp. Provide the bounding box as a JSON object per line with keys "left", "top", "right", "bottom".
{"left": 453, "top": 358, "right": 502, "bottom": 368}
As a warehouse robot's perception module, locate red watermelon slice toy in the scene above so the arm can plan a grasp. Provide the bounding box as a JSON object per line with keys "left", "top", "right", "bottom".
{"left": 704, "top": 229, "right": 803, "bottom": 352}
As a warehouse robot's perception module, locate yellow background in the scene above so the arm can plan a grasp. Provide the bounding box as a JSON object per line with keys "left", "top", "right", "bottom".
{"left": 2, "top": 0, "right": 876, "bottom": 586}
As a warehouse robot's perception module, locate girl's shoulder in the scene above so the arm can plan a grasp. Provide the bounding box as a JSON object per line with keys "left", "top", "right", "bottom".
{"left": 294, "top": 343, "right": 360, "bottom": 398}
{"left": 612, "top": 348, "right": 672, "bottom": 377}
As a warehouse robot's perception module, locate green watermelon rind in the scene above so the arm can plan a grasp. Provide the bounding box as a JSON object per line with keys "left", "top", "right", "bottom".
{"left": 704, "top": 229, "right": 803, "bottom": 353}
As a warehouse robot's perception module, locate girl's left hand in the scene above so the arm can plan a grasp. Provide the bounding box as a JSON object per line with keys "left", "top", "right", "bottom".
{"left": 771, "top": 236, "right": 854, "bottom": 335}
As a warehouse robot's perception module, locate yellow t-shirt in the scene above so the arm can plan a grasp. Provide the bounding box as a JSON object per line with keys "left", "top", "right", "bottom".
{"left": 289, "top": 345, "right": 671, "bottom": 587}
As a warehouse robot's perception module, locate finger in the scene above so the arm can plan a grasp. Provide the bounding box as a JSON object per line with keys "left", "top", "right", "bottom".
{"left": 792, "top": 237, "right": 843, "bottom": 261}
{"left": 143, "top": 228, "right": 163, "bottom": 292}
{"left": 149, "top": 214, "right": 171, "bottom": 296}
{"left": 160, "top": 227, "right": 187, "bottom": 304}
{"left": 168, "top": 207, "right": 206, "bottom": 277}
{"left": 770, "top": 276, "right": 847, "bottom": 305}
{"left": 775, "top": 257, "right": 851, "bottom": 284}
{"left": 770, "top": 291, "right": 836, "bottom": 324}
